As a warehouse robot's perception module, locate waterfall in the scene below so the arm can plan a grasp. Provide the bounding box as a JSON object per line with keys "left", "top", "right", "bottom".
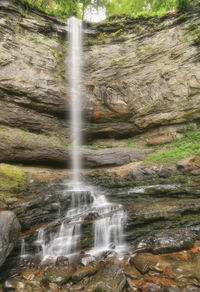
{"left": 35, "top": 17, "right": 127, "bottom": 261}
{"left": 36, "top": 186, "right": 126, "bottom": 260}
{"left": 20, "top": 239, "right": 26, "bottom": 258}
{"left": 69, "top": 17, "right": 82, "bottom": 186}
{"left": 90, "top": 194, "right": 126, "bottom": 255}
{"left": 39, "top": 190, "right": 94, "bottom": 259}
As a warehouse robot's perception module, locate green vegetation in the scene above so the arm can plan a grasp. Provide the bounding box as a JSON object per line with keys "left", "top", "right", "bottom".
{"left": 145, "top": 128, "right": 200, "bottom": 163}
{"left": 135, "top": 44, "right": 158, "bottom": 55}
{"left": 121, "top": 137, "right": 136, "bottom": 148}
{"left": 111, "top": 29, "right": 123, "bottom": 37}
{"left": 13, "top": 0, "right": 107, "bottom": 19}
{"left": 184, "top": 21, "right": 200, "bottom": 45}
{"left": 13, "top": 0, "right": 79, "bottom": 18}
{"left": 110, "top": 56, "right": 126, "bottom": 67}
{"left": 13, "top": 0, "right": 195, "bottom": 19}
{"left": 176, "top": 13, "right": 187, "bottom": 23}
{"left": 0, "top": 164, "right": 26, "bottom": 195}
{"left": 19, "top": 130, "right": 69, "bottom": 148}
{"left": 176, "top": 0, "right": 191, "bottom": 12}
{"left": 83, "top": 143, "right": 107, "bottom": 149}
{"left": 85, "top": 33, "right": 106, "bottom": 46}
{"left": 84, "top": 137, "right": 137, "bottom": 149}
{"left": 51, "top": 49, "right": 65, "bottom": 79}
{"left": 106, "top": 0, "right": 193, "bottom": 18}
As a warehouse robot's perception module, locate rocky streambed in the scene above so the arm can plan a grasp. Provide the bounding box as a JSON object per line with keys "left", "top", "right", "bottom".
{"left": 1, "top": 162, "right": 200, "bottom": 291}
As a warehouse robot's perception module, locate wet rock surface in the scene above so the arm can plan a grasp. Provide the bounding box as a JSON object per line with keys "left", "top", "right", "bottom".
{"left": 3, "top": 248, "right": 200, "bottom": 292}
{"left": 1, "top": 173, "right": 200, "bottom": 284}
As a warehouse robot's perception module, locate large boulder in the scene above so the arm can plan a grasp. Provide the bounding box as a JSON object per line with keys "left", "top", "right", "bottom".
{"left": 0, "top": 211, "right": 21, "bottom": 267}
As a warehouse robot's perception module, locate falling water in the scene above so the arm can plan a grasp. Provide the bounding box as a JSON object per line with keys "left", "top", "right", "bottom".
{"left": 69, "top": 17, "right": 82, "bottom": 186}
{"left": 38, "top": 190, "right": 93, "bottom": 259}
{"left": 35, "top": 17, "right": 127, "bottom": 260}
{"left": 20, "top": 239, "right": 26, "bottom": 258}
{"left": 91, "top": 194, "right": 126, "bottom": 255}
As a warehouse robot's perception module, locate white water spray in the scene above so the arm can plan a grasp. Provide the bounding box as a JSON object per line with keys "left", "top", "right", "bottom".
{"left": 20, "top": 239, "right": 26, "bottom": 258}
{"left": 69, "top": 17, "right": 82, "bottom": 186}
{"left": 90, "top": 194, "right": 126, "bottom": 255}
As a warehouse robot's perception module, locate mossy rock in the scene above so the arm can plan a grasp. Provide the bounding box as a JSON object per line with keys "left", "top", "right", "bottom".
{"left": 0, "top": 164, "right": 26, "bottom": 195}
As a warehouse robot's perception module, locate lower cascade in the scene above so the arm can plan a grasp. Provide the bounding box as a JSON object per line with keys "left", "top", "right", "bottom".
{"left": 35, "top": 184, "right": 127, "bottom": 260}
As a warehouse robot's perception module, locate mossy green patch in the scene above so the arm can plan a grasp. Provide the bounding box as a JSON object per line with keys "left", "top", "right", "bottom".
{"left": 176, "top": 13, "right": 187, "bottom": 24}
{"left": 145, "top": 128, "right": 200, "bottom": 163}
{"left": 121, "top": 137, "right": 137, "bottom": 148}
{"left": 110, "top": 56, "right": 127, "bottom": 67}
{"left": 111, "top": 29, "right": 123, "bottom": 37}
{"left": 182, "top": 20, "right": 200, "bottom": 45}
{"left": 85, "top": 33, "right": 106, "bottom": 46}
{"left": 135, "top": 44, "right": 159, "bottom": 55}
{"left": 51, "top": 48, "right": 65, "bottom": 80}
{"left": 0, "top": 164, "right": 26, "bottom": 194}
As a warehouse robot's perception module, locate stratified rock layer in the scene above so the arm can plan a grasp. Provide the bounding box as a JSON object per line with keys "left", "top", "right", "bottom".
{"left": 85, "top": 11, "right": 200, "bottom": 137}
{"left": 0, "top": 1, "right": 200, "bottom": 165}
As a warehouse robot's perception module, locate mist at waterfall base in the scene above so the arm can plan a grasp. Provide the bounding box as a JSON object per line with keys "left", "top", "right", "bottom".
{"left": 21, "top": 17, "right": 127, "bottom": 262}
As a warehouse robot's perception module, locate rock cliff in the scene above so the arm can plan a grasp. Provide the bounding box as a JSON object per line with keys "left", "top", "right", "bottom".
{"left": 0, "top": 0, "right": 200, "bottom": 166}
{"left": 85, "top": 10, "right": 200, "bottom": 137}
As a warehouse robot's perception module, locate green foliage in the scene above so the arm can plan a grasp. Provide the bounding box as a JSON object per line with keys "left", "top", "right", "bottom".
{"left": 14, "top": 0, "right": 108, "bottom": 19}
{"left": 110, "top": 56, "right": 126, "bottom": 67}
{"left": 121, "top": 137, "right": 136, "bottom": 148}
{"left": 0, "top": 164, "right": 26, "bottom": 194}
{"left": 176, "top": 13, "right": 187, "bottom": 23}
{"left": 176, "top": 0, "right": 191, "bottom": 12}
{"left": 105, "top": 0, "right": 192, "bottom": 17}
{"left": 13, "top": 0, "right": 79, "bottom": 18}
{"left": 111, "top": 28, "right": 123, "bottom": 37}
{"left": 145, "top": 128, "right": 200, "bottom": 163}
{"left": 85, "top": 32, "right": 106, "bottom": 46}
{"left": 183, "top": 21, "right": 200, "bottom": 45}
{"left": 12, "top": 0, "right": 195, "bottom": 19}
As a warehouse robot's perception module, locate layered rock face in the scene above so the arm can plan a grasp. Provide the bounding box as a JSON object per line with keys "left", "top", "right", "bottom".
{"left": 0, "top": 0, "right": 69, "bottom": 165}
{"left": 0, "top": 1, "right": 200, "bottom": 166}
{"left": 85, "top": 11, "right": 200, "bottom": 138}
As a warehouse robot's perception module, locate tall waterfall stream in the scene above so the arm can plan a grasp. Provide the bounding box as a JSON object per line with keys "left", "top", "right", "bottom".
{"left": 21, "top": 17, "right": 127, "bottom": 261}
